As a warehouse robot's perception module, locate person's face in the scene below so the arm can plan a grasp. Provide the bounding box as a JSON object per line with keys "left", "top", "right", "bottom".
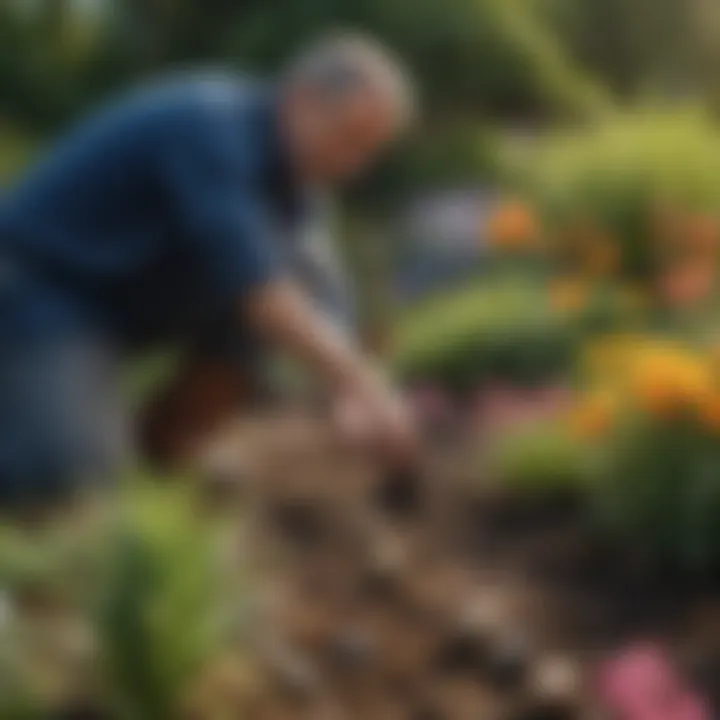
{"left": 282, "top": 84, "right": 399, "bottom": 185}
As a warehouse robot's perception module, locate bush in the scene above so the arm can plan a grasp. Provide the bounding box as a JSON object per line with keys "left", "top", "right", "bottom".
{"left": 390, "top": 271, "right": 645, "bottom": 391}
{"left": 570, "top": 334, "right": 720, "bottom": 573}
{"left": 99, "top": 483, "right": 244, "bottom": 720}
{"left": 0, "top": 482, "right": 250, "bottom": 717}
{"left": 598, "top": 414, "right": 720, "bottom": 574}
{"left": 513, "top": 109, "right": 720, "bottom": 284}
{"left": 488, "top": 421, "right": 593, "bottom": 494}
{"left": 391, "top": 277, "right": 577, "bottom": 391}
{"left": 361, "top": 126, "right": 501, "bottom": 209}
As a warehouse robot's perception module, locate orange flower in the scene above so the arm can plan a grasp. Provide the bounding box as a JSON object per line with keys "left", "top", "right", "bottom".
{"left": 568, "top": 390, "right": 616, "bottom": 440}
{"left": 487, "top": 200, "right": 539, "bottom": 250}
{"left": 655, "top": 260, "right": 717, "bottom": 309}
{"left": 630, "top": 348, "right": 712, "bottom": 418}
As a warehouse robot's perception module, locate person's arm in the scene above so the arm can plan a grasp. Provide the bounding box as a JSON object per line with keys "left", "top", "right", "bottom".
{"left": 244, "top": 279, "right": 417, "bottom": 462}
{"left": 159, "top": 85, "right": 416, "bottom": 463}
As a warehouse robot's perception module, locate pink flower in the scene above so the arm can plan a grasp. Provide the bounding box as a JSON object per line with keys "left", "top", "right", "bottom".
{"left": 597, "top": 644, "right": 710, "bottom": 720}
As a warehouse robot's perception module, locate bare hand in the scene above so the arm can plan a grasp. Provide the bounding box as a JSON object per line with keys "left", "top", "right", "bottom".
{"left": 333, "top": 383, "right": 419, "bottom": 466}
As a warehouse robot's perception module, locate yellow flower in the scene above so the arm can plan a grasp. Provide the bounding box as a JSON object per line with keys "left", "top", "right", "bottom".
{"left": 487, "top": 200, "right": 539, "bottom": 250}
{"left": 568, "top": 389, "right": 616, "bottom": 440}
{"left": 582, "top": 334, "right": 640, "bottom": 380}
{"left": 630, "top": 347, "right": 712, "bottom": 418}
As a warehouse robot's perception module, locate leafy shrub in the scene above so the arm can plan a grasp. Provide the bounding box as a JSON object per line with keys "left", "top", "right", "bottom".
{"left": 98, "top": 483, "right": 241, "bottom": 720}
{"left": 0, "top": 503, "right": 117, "bottom": 715}
{"left": 514, "top": 109, "right": 720, "bottom": 284}
{"left": 391, "top": 278, "right": 576, "bottom": 390}
{"left": 598, "top": 414, "right": 720, "bottom": 573}
{"left": 570, "top": 334, "right": 720, "bottom": 573}
{"left": 364, "top": 127, "right": 501, "bottom": 208}
{"left": 391, "top": 273, "right": 644, "bottom": 391}
{"left": 0, "top": 483, "right": 250, "bottom": 717}
{"left": 488, "top": 421, "right": 593, "bottom": 494}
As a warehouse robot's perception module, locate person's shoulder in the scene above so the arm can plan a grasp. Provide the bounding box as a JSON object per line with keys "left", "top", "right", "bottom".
{"left": 135, "top": 69, "right": 265, "bottom": 116}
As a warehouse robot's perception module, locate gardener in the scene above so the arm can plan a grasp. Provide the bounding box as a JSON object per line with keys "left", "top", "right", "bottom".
{"left": 0, "top": 34, "right": 418, "bottom": 505}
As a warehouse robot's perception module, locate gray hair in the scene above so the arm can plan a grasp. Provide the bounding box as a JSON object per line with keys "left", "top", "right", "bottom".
{"left": 284, "top": 33, "right": 417, "bottom": 132}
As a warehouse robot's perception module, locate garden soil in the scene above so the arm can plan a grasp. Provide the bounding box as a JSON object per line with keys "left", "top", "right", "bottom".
{"left": 206, "top": 413, "right": 720, "bottom": 719}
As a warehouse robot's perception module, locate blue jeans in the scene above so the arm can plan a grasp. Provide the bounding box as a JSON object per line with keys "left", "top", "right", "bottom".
{"left": 0, "top": 261, "right": 127, "bottom": 507}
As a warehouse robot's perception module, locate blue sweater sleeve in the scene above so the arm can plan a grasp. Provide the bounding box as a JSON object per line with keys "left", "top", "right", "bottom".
{"left": 159, "top": 89, "right": 283, "bottom": 302}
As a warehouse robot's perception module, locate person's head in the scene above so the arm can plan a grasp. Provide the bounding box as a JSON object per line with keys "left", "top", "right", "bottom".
{"left": 279, "top": 33, "right": 416, "bottom": 185}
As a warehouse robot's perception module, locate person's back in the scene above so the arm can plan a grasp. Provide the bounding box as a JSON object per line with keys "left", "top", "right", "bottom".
{"left": 3, "top": 73, "right": 299, "bottom": 349}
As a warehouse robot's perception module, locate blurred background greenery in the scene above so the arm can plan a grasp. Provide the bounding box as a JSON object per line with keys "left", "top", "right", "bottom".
{"left": 4, "top": 0, "right": 718, "bottom": 186}
{"left": 6, "top": 0, "right": 720, "bottom": 715}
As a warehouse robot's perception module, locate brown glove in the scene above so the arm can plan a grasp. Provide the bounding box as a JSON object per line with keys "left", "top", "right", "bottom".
{"left": 139, "top": 356, "right": 252, "bottom": 471}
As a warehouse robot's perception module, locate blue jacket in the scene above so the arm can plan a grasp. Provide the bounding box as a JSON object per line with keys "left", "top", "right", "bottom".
{"left": 2, "top": 73, "right": 351, "bottom": 351}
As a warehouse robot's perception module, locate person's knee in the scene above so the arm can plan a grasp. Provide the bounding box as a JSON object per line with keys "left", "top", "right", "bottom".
{"left": 0, "top": 424, "right": 123, "bottom": 508}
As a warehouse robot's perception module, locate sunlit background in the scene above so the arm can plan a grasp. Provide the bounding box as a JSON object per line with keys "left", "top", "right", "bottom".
{"left": 3, "top": 0, "right": 720, "bottom": 717}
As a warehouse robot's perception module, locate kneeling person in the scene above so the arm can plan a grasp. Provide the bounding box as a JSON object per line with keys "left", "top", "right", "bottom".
{"left": 0, "top": 34, "right": 417, "bottom": 505}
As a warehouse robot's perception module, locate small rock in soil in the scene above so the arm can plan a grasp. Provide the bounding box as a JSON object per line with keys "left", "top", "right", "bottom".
{"left": 515, "top": 656, "right": 584, "bottom": 720}
{"left": 373, "top": 469, "right": 423, "bottom": 518}
{"left": 259, "top": 634, "right": 325, "bottom": 699}
{"left": 358, "top": 535, "right": 410, "bottom": 600}
{"left": 457, "top": 590, "right": 510, "bottom": 635}
{"left": 529, "top": 656, "right": 583, "bottom": 698}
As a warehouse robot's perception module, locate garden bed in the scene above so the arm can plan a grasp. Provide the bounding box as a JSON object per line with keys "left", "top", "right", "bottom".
{"left": 221, "top": 413, "right": 720, "bottom": 718}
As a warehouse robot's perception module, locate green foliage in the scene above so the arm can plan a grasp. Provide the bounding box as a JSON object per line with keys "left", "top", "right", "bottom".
{"left": 597, "top": 414, "right": 720, "bottom": 573}
{"left": 489, "top": 421, "right": 592, "bottom": 493}
{"left": 0, "top": 505, "right": 114, "bottom": 608}
{"left": 230, "top": 0, "right": 607, "bottom": 118}
{"left": 98, "top": 483, "right": 239, "bottom": 720}
{"left": 0, "top": 504, "right": 116, "bottom": 716}
{"left": 1, "top": 0, "right": 606, "bottom": 135}
{"left": 392, "top": 277, "right": 576, "bottom": 390}
{"left": 363, "top": 126, "right": 500, "bottom": 207}
{"left": 514, "top": 109, "right": 720, "bottom": 281}
{"left": 539, "top": 0, "right": 716, "bottom": 100}
{"left": 0, "top": 482, "right": 249, "bottom": 718}
{"left": 0, "top": 127, "right": 36, "bottom": 186}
